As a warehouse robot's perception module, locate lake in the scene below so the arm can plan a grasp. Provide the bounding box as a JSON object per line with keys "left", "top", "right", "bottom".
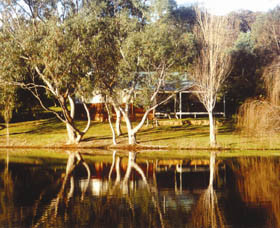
{"left": 0, "top": 149, "right": 279, "bottom": 228}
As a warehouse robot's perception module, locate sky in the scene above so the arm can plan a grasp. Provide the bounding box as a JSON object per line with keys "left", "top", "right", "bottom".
{"left": 176, "top": 0, "right": 280, "bottom": 15}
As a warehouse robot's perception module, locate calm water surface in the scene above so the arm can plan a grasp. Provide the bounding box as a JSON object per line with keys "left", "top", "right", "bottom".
{"left": 0, "top": 150, "right": 279, "bottom": 228}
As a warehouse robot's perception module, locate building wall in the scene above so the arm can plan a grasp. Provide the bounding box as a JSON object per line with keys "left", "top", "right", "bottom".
{"left": 75, "top": 103, "right": 154, "bottom": 122}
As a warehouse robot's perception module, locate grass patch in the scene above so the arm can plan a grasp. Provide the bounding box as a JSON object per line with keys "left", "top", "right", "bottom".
{"left": 1, "top": 117, "right": 280, "bottom": 151}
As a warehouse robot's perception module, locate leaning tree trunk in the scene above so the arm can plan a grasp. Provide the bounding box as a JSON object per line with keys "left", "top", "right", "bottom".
{"left": 65, "top": 97, "right": 82, "bottom": 144}
{"left": 66, "top": 123, "right": 78, "bottom": 144}
{"left": 208, "top": 110, "right": 217, "bottom": 147}
{"left": 120, "top": 98, "right": 174, "bottom": 145}
{"left": 124, "top": 106, "right": 159, "bottom": 145}
{"left": 64, "top": 96, "right": 91, "bottom": 144}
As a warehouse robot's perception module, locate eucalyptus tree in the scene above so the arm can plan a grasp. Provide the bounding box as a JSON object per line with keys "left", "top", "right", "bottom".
{"left": 0, "top": 0, "right": 115, "bottom": 144}
{"left": 108, "top": 5, "right": 195, "bottom": 145}
{"left": 190, "top": 8, "right": 236, "bottom": 147}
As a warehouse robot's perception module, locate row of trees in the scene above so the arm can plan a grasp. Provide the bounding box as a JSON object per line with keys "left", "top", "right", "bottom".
{"left": 0, "top": 0, "right": 279, "bottom": 147}
{"left": 0, "top": 0, "right": 194, "bottom": 145}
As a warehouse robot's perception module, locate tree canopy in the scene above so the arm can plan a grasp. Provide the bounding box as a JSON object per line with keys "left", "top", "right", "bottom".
{"left": 0, "top": 0, "right": 280, "bottom": 145}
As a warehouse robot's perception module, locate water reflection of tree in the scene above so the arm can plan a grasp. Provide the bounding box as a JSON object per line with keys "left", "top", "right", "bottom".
{"left": 191, "top": 152, "right": 225, "bottom": 228}
{"left": 230, "top": 157, "right": 280, "bottom": 227}
{"left": 107, "top": 151, "right": 166, "bottom": 228}
{"left": 0, "top": 150, "right": 68, "bottom": 227}
{"left": 32, "top": 151, "right": 168, "bottom": 227}
{"left": 33, "top": 151, "right": 91, "bottom": 228}
{"left": 0, "top": 150, "right": 14, "bottom": 227}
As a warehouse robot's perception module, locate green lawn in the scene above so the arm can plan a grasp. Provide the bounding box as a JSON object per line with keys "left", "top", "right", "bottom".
{"left": 1, "top": 117, "right": 280, "bottom": 151}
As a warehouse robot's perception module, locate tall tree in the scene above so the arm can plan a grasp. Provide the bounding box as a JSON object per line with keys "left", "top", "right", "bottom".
{"left": 0, "top": 1, "right": 117, "bottom": 144}
{"left": 107, "top": 7, "right": 195, "bottom": 145}
{"left": 191, "top": 8, "right": 236, "bottom": 147}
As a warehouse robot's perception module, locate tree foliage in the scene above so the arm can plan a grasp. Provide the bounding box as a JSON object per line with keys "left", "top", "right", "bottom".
{"left": 0, "top": 0, "right": 279, "bottom": 145}
{"left": 104, "top": 3, "right": 196, "bottom": 144}
{"left": 0, "top": 0, "right": 124, "bottom": 143}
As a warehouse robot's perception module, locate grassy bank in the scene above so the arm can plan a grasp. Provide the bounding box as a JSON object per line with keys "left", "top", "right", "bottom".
{"left": 1, "top": 117, "right": 280, "bottom": 150}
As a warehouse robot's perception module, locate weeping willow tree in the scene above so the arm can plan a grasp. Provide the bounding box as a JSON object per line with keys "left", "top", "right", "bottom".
{"left": 237, "top": 57, "right": 280, "bottom": 135}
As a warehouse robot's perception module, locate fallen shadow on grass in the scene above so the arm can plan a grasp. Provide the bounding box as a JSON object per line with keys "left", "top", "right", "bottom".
{"left": 28, "top": 118, "right": 66, "bottom": 135}
{"left": 0, "top": 118, "right": 66, "bottom": 137}
{"left": 83, "top": 125, "right": 210, "bottom": 144}
{"left": 82, "top": 136, "right": 112, "bottom": 142}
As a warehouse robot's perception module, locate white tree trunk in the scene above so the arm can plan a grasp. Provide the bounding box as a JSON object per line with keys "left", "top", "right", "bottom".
{"left": 105, "top": 102, "right": 117, "bottom": 145}
{"left": 115, "top": 156, "right": 121, "bottom": 183}
{"left": 123, "top": 152, "right": 135, "bottom": 183}
{"left": 120, "top": 99, "right": 172, "bottom": 145}
{"left": 65, "top": 96, "right": 80, "bottom": 144}
{"left": 115, "top": 109, "right": 122, "bottom": 136}
{"left": 209, "top": 152, "right": 216, "bottom": 187}
{"left": 113, "top": 104, "right": 123, "bottom": 136}
{"left": 128, "top": 130, "right": 137, "bottom": 145}
{"left": 64, "top": 97, "right": 91, "bottom": 144}
{"left": 109, "top": 151, "right": 117, "bottom": 181}
{"left": 66, "top": 123, "right": 78, "bottom": 144}
{"left": 208, "top": 111, "right": 217, "bottom": 147}
{"left": 122, "top": 112, "right": 137, "bottom": 145}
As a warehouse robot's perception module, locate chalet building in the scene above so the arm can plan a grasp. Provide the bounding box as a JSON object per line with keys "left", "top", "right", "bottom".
{"left": 75, "top": 93, "right": 154, "bottom": 121}
{"left": 155, "top": 80, "right": 226, "bottom": 119}
{"left": 75, "top": 78, "right": 226, "bottom": 121}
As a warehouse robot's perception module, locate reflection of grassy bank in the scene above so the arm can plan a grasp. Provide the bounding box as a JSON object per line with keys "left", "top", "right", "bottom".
{"left": 1, "top": 118, "right": 280, "bottom": 150}
{"left": 0, "top": 149, "right": 118, "bottom": 164}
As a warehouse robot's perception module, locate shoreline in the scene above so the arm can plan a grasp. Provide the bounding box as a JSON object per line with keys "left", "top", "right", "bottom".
{"left": 0, "top": 144, "right": 280, "bottom": 151}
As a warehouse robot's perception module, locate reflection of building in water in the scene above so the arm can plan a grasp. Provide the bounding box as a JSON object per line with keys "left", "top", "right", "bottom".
{"left": 90, "top": 158, "right": 225, "bottom": 176}
{"left": 157, "top": 159, "right": 211, "bottom": 172}
{"left": 79, "top": 157, "right": 226, "bottom": 196}
{"left": 79, "top": 178, "right": 148, "bottom": 196}
{"left": 80, "top": 179, "right": 108, "bottom": 196}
